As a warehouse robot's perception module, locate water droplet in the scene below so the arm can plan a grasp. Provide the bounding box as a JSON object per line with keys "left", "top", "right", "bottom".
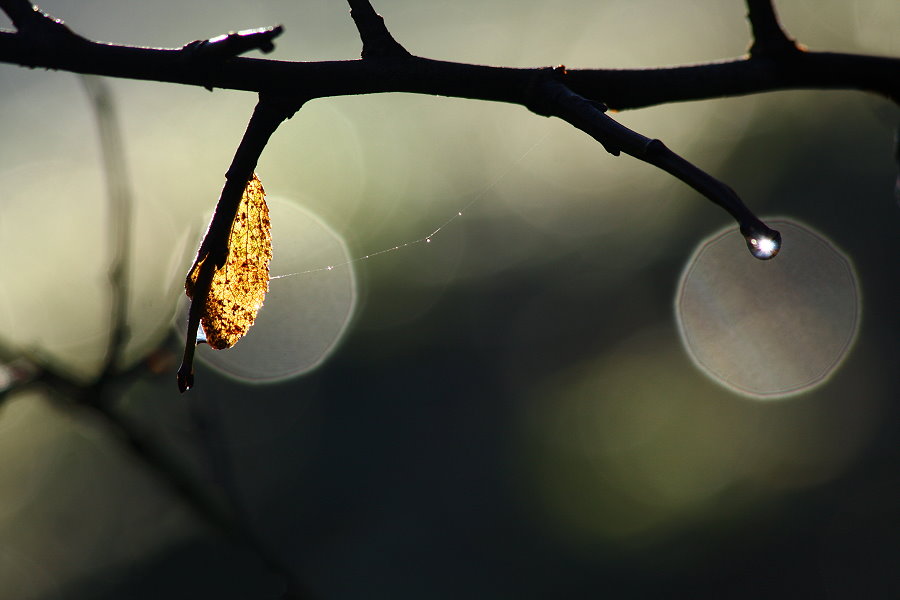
{"left": 426, "top": 238, "right": 432, "bottom": 243}
{"left": 326, "top": 265, "right": 334, "bottom": 271}
{"left": 458, "top": 211, "right": 463, "bottom": 216}
{"left": 742, "top": 226, "right": 782, "bottom": 260}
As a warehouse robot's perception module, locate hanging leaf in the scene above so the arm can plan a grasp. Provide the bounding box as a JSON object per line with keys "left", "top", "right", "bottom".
{"left": 185, "top": 173, "right": 272, "bottom": 349}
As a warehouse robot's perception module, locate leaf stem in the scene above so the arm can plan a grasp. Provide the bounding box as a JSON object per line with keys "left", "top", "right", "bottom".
{"left": 177, "top": 95, "right": 304, "bottom": 392}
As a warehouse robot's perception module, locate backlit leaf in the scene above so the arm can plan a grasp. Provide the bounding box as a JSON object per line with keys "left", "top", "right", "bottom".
{"left": 185, "top": 173, "right": 272, "bottom": 349}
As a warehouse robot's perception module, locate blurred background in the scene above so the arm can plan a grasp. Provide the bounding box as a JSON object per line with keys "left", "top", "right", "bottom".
{"left": 0, "top": 0, "right": 898, "bottom": 598}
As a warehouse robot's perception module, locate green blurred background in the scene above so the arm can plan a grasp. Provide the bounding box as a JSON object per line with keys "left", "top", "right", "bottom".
{"left": 0, "top": 1, "right": 898, "bottom": 598}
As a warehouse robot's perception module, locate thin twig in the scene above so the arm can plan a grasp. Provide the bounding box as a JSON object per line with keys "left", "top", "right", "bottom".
{"left": 183, "top": 25, "right": 284, "bottom": 61}
{"left": 746, "top": 0, "right": 799, "bottom": 57}
{"left": 347, "top": 0, "right": 410, "bottom": 58}
{"left": 0, "top": 0, "right": 43, "bottom": 30}
{"left": 0, "top": 0, "right": 86, "bottom": 49}
{"left": 535, "top": 74, "right": 781, "bottom": 258}
{"left": 177, "top": 94, "right": 304, "bottom": 392}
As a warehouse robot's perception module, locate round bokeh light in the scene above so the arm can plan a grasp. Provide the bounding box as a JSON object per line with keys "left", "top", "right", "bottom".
{"left": 675, "top": 219, "right": 860, "bottom": 399}
{"left": 176, "top": 195, "right": 357, "bottom": 384}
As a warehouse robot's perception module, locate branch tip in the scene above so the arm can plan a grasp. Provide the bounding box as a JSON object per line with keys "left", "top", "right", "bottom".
{"left": 177, "top": 368, "right": 194, "bottom": 393}
{"left": 0, "top": 0, "right": 74, "bottom": 36}
{"left": 178, "top": 97, "right": 301, "bottom": 391}
{"left": 347, "top": 0, "right": 410, "bottom": 59}
{"left": 536, "top": 78, "right": 775, "bottom": 258}
{"left": 746, "top": 0, "right": 799, "bottom": 57}
{"left": 0, "top": 0, "right": 39, "bottom": 29}
{"left": 183, "top": 25, "right": 285, "bottom": 63}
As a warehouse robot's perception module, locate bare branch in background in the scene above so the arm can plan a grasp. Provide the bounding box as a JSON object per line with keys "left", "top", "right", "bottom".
{"left": 0, "top": 55, "right": 311, "bottom": 600}
{"left": 80, "top": 75, "right": 133, "bottom": 382}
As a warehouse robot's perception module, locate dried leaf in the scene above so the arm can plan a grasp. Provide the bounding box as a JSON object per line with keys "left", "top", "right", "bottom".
{"left": 186, "top": 173, "right": 272, "bottom": 349}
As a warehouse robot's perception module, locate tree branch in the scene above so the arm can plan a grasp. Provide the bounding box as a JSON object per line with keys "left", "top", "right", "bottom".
{"left": 177, "top": 94, "right": 304, "bottom": 393}
{"left": 0, "top": 0, "right": 47, "bottom": 30}
{"left": 534, "top": 73, "right": 781, "bottom": 259}
{"left": 347, "top": 0, "right": 410, "bottom": 58}
{"left": 746, "top": 0, "right": 799, "bottom": 57}
{"left": 0, "top": 5, "right": 896, "bottom": 107}
{"left": 566, "top": 51, "right": 899, "bottom": 109}
{"left": 182, "top": 25, "right": 285, "bottom": 61}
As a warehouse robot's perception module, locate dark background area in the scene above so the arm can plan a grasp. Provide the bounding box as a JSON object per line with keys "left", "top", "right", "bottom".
{"left": 0, "top": 1, "right": 897, "bottom": 598}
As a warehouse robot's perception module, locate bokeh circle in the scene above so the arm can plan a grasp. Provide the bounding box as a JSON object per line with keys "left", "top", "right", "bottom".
{"left": 675, "top": 219, "right": 860, "bottom": 399}
{"left": 176, "top": 195, "right": 357, "bottom": 384}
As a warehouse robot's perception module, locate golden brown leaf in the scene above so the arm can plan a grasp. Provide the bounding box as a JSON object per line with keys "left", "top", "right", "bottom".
{"left": 186, "top": 173, "right": 272, "bottom": 349}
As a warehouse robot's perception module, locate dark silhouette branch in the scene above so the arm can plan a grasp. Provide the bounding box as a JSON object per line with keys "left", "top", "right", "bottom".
{"left": 0, "top": 0, "right": 54, "bottom": 31}
{"left": 746, "top": 0, "right": 799, "bottom": 57}
{"left": 182, "top": 25, "right": 284, "bottom": 61}
{"left": 177, "top": 94, "right": 304, "bottom": 393}
{"left": 535, "top": 73, "right": 781, "bottom": 258}
{"left": 347, "top": 0, "right": 410, "bottom": 58}
{"left": 565, "top": 51, "right": 899, "bottom": 110}
{"left": 0, "top": 28, "right": 896, "bottom": 108}
{"left": 0, "top": 2, "right": 896, "bottom": 107}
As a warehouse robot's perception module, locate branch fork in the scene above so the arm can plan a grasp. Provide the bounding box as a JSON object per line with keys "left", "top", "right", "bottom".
{"left": 348, "top": 0, "right": 410, "bottom": 59}
{"left": 746, "top": 0, "right": 801, "bottom": 58}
